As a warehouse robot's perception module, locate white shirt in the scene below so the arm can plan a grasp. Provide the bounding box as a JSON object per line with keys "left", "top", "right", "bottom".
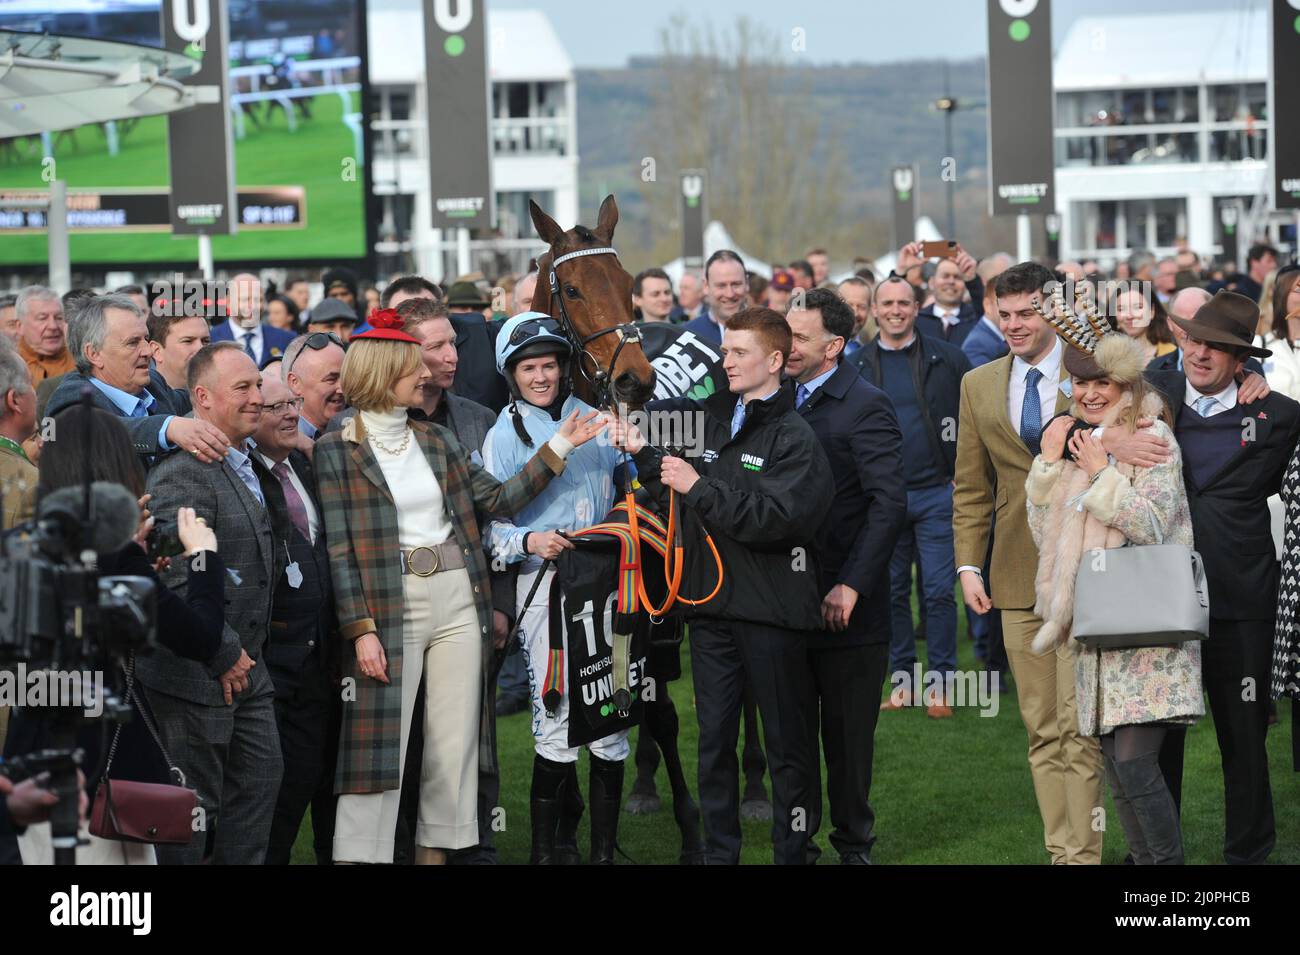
{"left": 227, "top": 319, "right": 262, "bottom": 360}
{"left": 1183, "top": 378, "right": 1238, "bottom": 417}
{"left": 257, "top": 451, "right": 320, "bottom": 544}
{"left": 932, "top": 305, "right": 961, "bottom": 327}
{"left": 1008, "top": 337, "right": 1064, "bottom": 436}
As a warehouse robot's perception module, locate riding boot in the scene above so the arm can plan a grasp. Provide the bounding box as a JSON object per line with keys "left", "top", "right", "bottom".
{"left": 1112, "top": 751, "right": 1184, "bottom": 865}
{"left": 589, "top": 755, "right": 625, "bottom": 865}
{"left": 1104, "top": 752, "right": 1151, "bottom": 865}
{"left": 529, "top": 755, "right": 568, "bottom": 865}
{"left": 555, "top": 761, "right": 584, "bottom": 865}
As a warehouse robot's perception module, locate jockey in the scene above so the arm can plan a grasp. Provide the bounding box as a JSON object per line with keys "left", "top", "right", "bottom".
{"left": 482, "top": 311, "right": 630, "bottom": 865}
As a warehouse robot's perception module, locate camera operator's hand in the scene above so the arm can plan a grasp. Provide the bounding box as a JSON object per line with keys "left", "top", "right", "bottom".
{"left": 177, "top": 507, "right": 217, "bottom": 555}
{"left": 0, "top": 772, "right": 59, "bottom": 827}
{"left": 220, "top": 649, "right": 255, "bottom": 705}
{"left": 133, "top": 493, "right": 155, "bottom": 548}
{"left": 167, "top": 418, "right": 231, "bottom": 463}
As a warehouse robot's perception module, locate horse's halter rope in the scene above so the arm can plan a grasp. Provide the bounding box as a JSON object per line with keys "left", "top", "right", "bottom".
{"left": 547, "top": 245, "right": 643, "bottom": 410}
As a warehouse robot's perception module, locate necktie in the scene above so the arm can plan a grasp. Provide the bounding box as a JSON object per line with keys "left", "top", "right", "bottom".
{"left": 1194, "top": 395, "right": 1218, "bottom": 418}
{"left": 1020, "top": 367, "right": 1043, "bottom": 454}
{"left": 731, "top": 400, "right": 746, "bottom": 438}
{"left": 796, "top": 383, "right": 810, "bottom": 408}
{"left": 273, "top": 460, "right": 311, "bottom": 542}
{"left": 241, "top": 332, "right": 257, "bottom": 361}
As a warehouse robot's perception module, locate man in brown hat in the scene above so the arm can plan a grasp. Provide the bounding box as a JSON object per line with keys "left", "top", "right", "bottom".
{"left": 1146, "top": 290, "right": 1300, "bottom": 864}
{"left": 445, "top": 281, "right": 507, "bottom": 411}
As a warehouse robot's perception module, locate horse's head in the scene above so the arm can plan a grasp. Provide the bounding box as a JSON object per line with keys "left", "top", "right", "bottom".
{"left": 529, "top": 195, "right": 657, "bottom": 410}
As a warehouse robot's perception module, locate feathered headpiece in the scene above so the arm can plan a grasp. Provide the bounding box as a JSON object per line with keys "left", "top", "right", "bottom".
{"left": 1035, "top": 285, "right": 1145, "bottom": 384}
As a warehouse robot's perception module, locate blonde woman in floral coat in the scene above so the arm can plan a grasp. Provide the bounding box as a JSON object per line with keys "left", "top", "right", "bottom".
{"left": 1025, "top": 327, "right": 1203, "bottom": 865}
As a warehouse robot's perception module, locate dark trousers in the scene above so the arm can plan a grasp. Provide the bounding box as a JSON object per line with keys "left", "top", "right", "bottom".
{"left": 1204, "top": 618, "right": 1275, "bottom": 863}
{"left": 1161, "top": 618, "right": 1274, "bottom": 863}
{"left": 689, "top": 616, "right": 816, "bottom": 865}
{"left": 265, "top": 653, "right": 338, "bottom": 865}
{"left": 806, "top": 641, "right": 889, "bottom": 862}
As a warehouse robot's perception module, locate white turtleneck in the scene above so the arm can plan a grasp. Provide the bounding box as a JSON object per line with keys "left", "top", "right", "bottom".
{"left": 359, "top": 408, "right": 454, "bottom": 550}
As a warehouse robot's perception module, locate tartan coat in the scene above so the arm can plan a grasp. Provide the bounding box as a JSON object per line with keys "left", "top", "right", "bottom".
{"left": 313, "top": 412, "right": 565, "bottom": 794}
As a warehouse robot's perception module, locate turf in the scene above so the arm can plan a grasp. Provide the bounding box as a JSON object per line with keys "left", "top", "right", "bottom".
{"left": 288, "top": 600, "right": 1299, "bottom": 865}
{"left": 0, "top": 92, "right": 365, "bottom": 265}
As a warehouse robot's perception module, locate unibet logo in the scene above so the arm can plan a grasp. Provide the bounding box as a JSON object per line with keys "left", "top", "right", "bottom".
{"left": 172, "top": 0, "right": 210, "bottom": 44}
{"left": 893, "top": 166, "right": 913, "bottom": 200}
{"left": 998, "top": 0, "right": 1037, "bottom": 42}
{"left": 682, "top": 174, "right": 703, "bottom": 209}
{"left": 433, "top": 0, "right": 472, "bottom": 56}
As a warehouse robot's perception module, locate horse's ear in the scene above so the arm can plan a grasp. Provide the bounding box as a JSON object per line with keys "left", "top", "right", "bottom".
{"left": 594, "top": 194, "right": 619, "bottom": 243}
{"left": 529, "top": 200, "right": 563, "bottom": 245}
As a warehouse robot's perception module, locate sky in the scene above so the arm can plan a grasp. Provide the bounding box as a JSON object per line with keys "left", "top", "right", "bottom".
{"left": 486, "top": 0, "right": 1263, "bottom": 68}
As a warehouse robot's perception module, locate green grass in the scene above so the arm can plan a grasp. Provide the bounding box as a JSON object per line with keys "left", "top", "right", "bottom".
{"left": 288, "top": 603, "right": 1299, "bottom": 865}
{"left": 0, "top": 92, "right": 365, "bottom": 264}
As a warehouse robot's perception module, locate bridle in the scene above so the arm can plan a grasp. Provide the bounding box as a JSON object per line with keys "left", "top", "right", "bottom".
{"left": 546, "top": 245, "right": 643, "bottom": 409}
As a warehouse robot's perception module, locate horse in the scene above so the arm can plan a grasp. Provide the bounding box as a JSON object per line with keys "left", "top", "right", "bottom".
{"left": 525, "top": 194, "right": 709, "bottom": 864}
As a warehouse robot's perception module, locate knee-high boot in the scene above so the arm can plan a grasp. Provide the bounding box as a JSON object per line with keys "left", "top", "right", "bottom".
{"left": 529, "top": 755, "right": 568, "bottom": 865}
{"left": 555, "top": 761, "right": 584, "bottom": 865}
{"left": 1112, "top": 752, "right": 1183, "bottom": 865}
{"left": 1105, "top": 752, "right": 1152, "bottom": 865}
{"left": 589, "top": 755, "right": 625, "bottom": 865}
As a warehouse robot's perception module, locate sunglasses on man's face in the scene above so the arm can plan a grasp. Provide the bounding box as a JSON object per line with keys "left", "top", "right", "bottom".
{"left": 508, "top": 318, "right": 562, "bottom": 347}
{"left": 287, "top": 331, "right": 344, "bottom": 374}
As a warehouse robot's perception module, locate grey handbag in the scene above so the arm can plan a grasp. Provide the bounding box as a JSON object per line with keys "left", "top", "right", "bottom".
{"left": 1071, "top": 510, "right": 1210, "bottom": 649}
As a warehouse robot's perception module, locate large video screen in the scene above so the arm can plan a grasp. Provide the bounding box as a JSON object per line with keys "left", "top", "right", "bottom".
{"left": 0, "top": 0, "right": 369, "bottom": 267}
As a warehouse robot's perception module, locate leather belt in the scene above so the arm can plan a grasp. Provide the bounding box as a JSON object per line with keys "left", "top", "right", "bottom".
{"left": 399, "top": 541, "right": 466, "bottom": 577}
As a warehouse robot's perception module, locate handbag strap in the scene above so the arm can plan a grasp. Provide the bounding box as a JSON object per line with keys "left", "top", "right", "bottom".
{"left": 110, "top": 654, "right": 188, "bottom": 788}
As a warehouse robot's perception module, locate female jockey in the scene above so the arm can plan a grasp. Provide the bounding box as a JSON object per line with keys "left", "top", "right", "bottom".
{"left": 482, "top": 311, "right": 630, "bottom": 865}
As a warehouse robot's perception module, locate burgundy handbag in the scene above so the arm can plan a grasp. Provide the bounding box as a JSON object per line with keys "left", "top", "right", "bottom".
{"left": 89, "top": 657, "right": 197, "bottom": 846}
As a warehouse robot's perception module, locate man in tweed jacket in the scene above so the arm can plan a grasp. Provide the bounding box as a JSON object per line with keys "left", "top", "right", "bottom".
{"left": 143, "top": 343, "right": 283, "bottom": 864}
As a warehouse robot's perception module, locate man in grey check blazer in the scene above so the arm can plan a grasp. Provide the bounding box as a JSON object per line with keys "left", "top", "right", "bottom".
{"left": 142, "top": 342, "right": 283, "bottom": 864}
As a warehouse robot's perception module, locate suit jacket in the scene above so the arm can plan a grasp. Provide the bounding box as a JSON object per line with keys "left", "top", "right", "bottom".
{"left": 140, "top": 446, "right": 276, "bottom": 705}
{"left": 1146, "top": 369, "right": 1300, "bottom": 620}
{"left": 916, "top": 276, "right": 985, "bottom": 349}
{"left": 449, "top": 314, "right": 509, "bottom": 413}
{"left": 44, "top": 369, "right": 183, "bottom": 462}
{"left": 0, "top": 442, "right": 36, "bottom": 530}
{"left": 961, "top": 319, "right": 1009, "bottom": 368}
{"left": 314, "top": 415, "right": 564, "bottom": 794}
{"left": 681, "top": 312, "right": 723, "bottom": 347}
{"left": 209, "top": 319, "right": 296, "bottom": 367}
{"left": 953, "top": 353, "right": 1072, "bottom": 610}
{"left": 798, "top": 360, "right": 907, "bottom": 645}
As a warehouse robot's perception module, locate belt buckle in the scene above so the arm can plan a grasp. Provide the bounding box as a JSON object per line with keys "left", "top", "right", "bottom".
{"left": 407, "top": 545, "right": 440, "bottom": 577}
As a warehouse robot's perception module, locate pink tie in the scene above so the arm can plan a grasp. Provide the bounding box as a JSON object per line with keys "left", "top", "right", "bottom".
{"left": 272, "top": 461, "right": 310, "bottom": 542}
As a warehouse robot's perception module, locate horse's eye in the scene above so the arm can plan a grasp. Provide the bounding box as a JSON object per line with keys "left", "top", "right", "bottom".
{"left": 564, "top": 285, "right": 581, "bottom": 300}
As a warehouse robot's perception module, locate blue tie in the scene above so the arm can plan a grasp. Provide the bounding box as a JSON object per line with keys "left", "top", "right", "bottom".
{"left": 731, "top": 400, "right": 746, "bottom": 438}
{"left": 1194, "top": 395, "right": 1218, "bottom": 418}
{"left": 796, "top": 383, "right": 810, "bottom": 408}
{"left": 1021, "top": 367, "right": 1043, "bottom": 454}
{"left": 241, "top": 332, "right": 257, "bottom": 362}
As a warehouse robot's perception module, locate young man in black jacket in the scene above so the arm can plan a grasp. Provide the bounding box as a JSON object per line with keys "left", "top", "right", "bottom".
{"left": 611, "top": 307, "right": 834, "bottom": 865}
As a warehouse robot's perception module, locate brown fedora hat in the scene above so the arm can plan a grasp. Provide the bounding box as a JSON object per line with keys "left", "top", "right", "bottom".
{"left": 1169, "top": 290, "right": 1272, "bottom": 358}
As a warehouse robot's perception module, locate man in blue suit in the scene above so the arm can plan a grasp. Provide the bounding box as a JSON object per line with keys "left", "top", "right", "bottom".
{"left": 961, "top": 282, "right": 1009, "bottom": 368}
{"left": 210, "top": 273, "right": 295, "bottom": 366}
{"left": 682, "top": 250, "right": 748, "bottom": 347}
{"left": 786, "top": 288, "right": 907, "bottom": 864}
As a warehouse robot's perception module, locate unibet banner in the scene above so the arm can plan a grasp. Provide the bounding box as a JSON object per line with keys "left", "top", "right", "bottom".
{"left": 161, "top": 0, "right": 237, "bottom": 235}
{"left": 985, "top": 0, "right": 1055, "bottom": 216}
{"left": 424, "top": 0, "right": 494, "bottom": 230}
{"left": 890, "top": 165, "right": 918, "bottom": 250}
{"left": 1271, "top": 0, "right": 1300, "bottom": 209}
{"left": 680, "top": 169, "right": 706, "bottom": 267}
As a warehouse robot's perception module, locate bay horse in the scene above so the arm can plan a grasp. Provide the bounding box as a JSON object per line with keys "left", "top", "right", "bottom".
{"left": 526, "top": 194, "right": 707, "bottom": 864}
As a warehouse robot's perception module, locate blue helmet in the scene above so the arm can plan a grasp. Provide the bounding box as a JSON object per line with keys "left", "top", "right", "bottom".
{"left": 495, "top": 311, "right": 572, "bottom": 375}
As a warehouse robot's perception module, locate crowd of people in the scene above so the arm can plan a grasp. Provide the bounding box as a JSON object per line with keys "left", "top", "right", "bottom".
{"left": 0, "top": 234, "right": 1297, "bottom": 867}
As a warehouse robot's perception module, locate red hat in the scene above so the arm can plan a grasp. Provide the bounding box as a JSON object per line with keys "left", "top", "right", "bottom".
{"left": 350, "top": 308, "right": 421, "bottom": 344}
{"left": 769, "top": 269, "right": 795, "bottom": 291}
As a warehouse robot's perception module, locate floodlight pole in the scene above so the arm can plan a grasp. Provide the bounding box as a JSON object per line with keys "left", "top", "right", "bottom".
{"left": 48, "top": 179, "right": 70, "bottom": 295}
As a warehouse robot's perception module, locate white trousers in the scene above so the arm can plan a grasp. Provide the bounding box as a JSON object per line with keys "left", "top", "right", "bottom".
{"left": 333, "top": 569, "right": 482, "bottom": 862}
{"left": 517, "top": 559, "right": 629, "bottom": 764}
